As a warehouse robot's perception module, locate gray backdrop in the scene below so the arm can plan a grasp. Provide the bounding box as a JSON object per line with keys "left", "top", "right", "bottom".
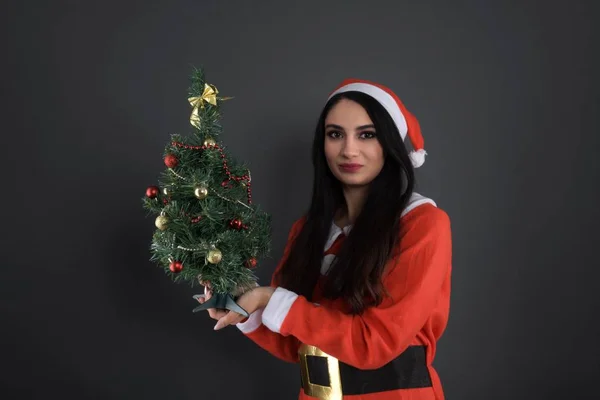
{"left": 3, "top": 0, "right": 598, "bottom": 399}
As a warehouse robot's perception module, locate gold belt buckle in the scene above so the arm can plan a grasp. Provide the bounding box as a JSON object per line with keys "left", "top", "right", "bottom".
{"left": 298, "top": 344, "right": 343, "bottom": 400}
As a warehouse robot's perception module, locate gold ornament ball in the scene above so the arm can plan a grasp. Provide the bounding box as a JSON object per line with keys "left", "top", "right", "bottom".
{"left": 194, "top": 185, "right": 209, "bottom": 199}
{"left": 203, "top": 137, "right": 216, "bottom": 147}
{"left": 155, "top": 215, "right": 169, "bottom": 230}
{"left": 206, "top": 248, "right": 223, "bottom": 264}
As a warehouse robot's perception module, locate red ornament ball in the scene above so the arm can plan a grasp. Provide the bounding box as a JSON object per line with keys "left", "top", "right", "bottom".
{"left": 146, "top": 186, "right": 160, "bottom": 199}
{"left": 229, "top": 219, "right": 242, "bottom": 230}
{"left": 164, "top": 154, "right": 179, "bottom": 168}
{"left": 245, "top": 258, "right": 257, "bottom": 269}
{"left": 169, "top": 261, "right": 183, "bottom": 273}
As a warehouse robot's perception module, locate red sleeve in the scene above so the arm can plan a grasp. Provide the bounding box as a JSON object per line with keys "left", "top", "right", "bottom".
{"left": 261, "top": 206, "right": 452, "bottom": 370}
{"left": 236, "top": 217, "right": 305, "bottom": 364}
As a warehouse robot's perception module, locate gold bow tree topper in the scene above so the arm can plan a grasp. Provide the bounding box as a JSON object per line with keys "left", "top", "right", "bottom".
{"left": 187, "top": 83, "right": 232, "bottom": 129}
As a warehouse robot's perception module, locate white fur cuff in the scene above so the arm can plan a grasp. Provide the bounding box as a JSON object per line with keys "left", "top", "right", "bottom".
{"left": 262, "top": 287, "right": 298, "bottom": 333}
{"left": 236, "top": 308, "right": 263, "bottom": 334}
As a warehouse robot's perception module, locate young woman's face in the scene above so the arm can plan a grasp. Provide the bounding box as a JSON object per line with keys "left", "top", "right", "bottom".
{"left": 324, "top": 98, "right": 385, "bottom": 187}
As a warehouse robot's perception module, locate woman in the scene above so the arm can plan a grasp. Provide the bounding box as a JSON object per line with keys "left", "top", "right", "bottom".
{"left": 197, "top": 78, "right": 452, "bottom": 400}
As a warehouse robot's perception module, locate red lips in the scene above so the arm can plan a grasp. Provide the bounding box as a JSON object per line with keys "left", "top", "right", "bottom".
{"left": 339, "top": 163, "right": 363, "bottom": 172}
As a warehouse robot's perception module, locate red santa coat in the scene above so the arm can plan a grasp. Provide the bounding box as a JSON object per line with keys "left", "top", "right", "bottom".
{"left": 237, "top": 193, "right": 452, "bottom": 399}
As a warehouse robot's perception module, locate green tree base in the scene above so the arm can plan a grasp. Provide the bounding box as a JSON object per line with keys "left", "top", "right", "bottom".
{"left": 192, "top": 292, "right": 249, "bottom": 317}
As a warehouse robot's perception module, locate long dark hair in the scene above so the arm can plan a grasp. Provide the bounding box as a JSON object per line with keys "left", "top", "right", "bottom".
{"left": 274, "top": 91, "right": 416, "bottom": 314}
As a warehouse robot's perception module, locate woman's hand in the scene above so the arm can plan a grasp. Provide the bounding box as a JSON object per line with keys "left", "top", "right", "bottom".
{"left": 196, "top": 284, "right": 275, "bottom": 330}
{"left": 195, "top": 281, "right": 229, "bottom": 321}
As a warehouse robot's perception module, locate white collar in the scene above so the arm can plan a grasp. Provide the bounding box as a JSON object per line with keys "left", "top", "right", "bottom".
{"left": 324, "top": 222, "right": 352, "bottom": 251}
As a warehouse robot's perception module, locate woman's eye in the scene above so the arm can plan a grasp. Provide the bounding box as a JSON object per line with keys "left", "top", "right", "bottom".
{"left": 327, "top": 131, "right": 342, "bottom": 139}
{"left": 360, "top": 131, "right": 376, "bottom": 139}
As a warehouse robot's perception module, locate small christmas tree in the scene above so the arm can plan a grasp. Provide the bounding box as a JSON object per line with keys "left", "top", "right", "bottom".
{"left": 142, "top": 66, "right": 271, "bottom": 316}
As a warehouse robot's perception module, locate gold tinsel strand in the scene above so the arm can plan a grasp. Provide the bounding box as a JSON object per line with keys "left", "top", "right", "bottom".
{"left": 168, "top": 168, "right": 186, "bottom": 180}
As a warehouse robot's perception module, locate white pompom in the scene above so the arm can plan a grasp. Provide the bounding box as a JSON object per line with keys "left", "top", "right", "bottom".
{"left": 409, "top": 149, "right": 427, "bottom": 168}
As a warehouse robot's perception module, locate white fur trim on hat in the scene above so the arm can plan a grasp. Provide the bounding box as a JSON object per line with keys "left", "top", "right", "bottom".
{"left": 328, "top": 82, "right": 408, "bottom": 141}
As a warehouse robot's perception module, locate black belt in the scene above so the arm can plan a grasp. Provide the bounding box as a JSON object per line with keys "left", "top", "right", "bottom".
{"left": 299, "top": 344, "right": 432, "bottom": 398}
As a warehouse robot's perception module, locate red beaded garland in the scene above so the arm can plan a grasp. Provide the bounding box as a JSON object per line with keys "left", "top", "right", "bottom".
{"left": 171, "top": 141, "right": 253, "bottom": 204}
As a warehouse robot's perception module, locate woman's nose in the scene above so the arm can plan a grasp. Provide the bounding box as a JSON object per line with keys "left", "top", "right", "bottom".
{"left": 341, "top": 137, "right": 360, "bottom": 157}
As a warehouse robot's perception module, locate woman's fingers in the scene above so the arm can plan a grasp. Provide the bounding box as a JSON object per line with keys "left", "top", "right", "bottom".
{"left": 193, "top": 294, "right": 206, "bottom": 304}
{"left": 194, "top": 282, "right": 232, "bottom": 322}
{"left": 208, "top": 308, "right": 228, "bottom": 320}
{"left": 200, "top": 279, "right": 212, "bottom": 289}
{"left": 214, "top": 312, "right": 247, "bottom": 330}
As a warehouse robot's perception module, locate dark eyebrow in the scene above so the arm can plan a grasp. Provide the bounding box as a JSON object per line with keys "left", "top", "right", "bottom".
{"left": 325, "top": 124, "right": 375, "bottom": 130}
{"left": 357, "top": 124, "right": 375, "bottom": 130}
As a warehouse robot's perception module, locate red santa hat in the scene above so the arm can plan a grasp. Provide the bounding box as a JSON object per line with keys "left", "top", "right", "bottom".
{"left": 327, "top": 78, "right": 427, "bottom": 168}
